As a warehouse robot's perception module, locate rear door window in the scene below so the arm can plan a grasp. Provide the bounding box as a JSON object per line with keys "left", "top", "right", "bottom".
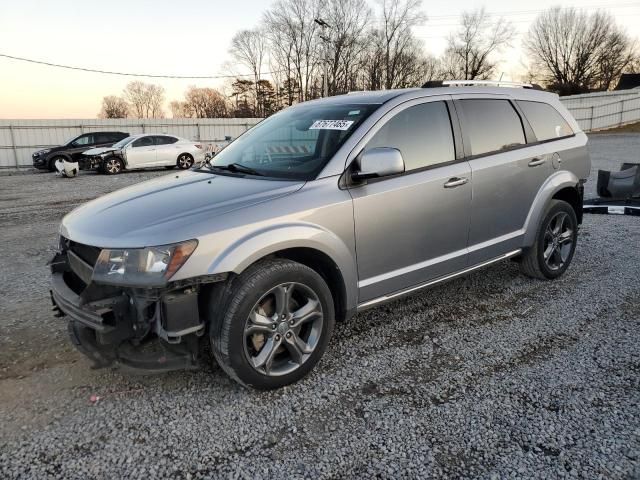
{"left": 365, "top": 101, "right": 455, "bottom": 171}
{"left": 459, "top": 99, "right": 526, "bottom": 156}
{"left": 517, "top": 101, "right": 574, "bottom": 141}
{"left": 154, "top": 136, "right": 179, "bottom": 145}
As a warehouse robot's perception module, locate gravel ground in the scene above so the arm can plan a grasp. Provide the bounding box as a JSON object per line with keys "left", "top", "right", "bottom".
{"left": 0, "top": 135, "right": 639, "bottom": 479}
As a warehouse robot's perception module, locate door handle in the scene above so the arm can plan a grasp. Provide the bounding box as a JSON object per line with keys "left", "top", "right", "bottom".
{"left": 528, "top": 158, "right": 545, "bottom": 167}
{"left": 443, "top": 177, "right": 468, "bottom": 188}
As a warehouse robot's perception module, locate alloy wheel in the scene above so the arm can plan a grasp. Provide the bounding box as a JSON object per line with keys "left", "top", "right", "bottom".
{"left": 178, "top": 155, "right": 193, "bottom": 169}
{"left": 243, "top": 282, "right": 324, "bottom": 377}
{"left": 105, "top": 159, "right": 121, "bottom": 174}
{"left": 543, "top": 211, "right": 574, "bottom": 271}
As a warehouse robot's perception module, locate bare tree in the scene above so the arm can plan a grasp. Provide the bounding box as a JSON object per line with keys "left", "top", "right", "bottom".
{"left": 98, "top": 95, "right": 128, "bottom": 118}
{"left": 264, "top": 0, "right": 322, "bottom": 101}
{"left": 322, "top": 0, "right": 372, "bottom": 95}
{"left": 229, "top": 29, "right": 266, "bottom": 115}
{"left": 376, "top": 0, "right": 427, "bottom": 89}
{"left": 169, "top": 100, "right": 192, "bottom": 118}
{"left": 441, "top": 8, "right": 514, "bottom": 80}
{"left": 123, "top": 81, "right": 165, "bottom": 118}
{"left": 525, "top": 7, "right": 636, "bottom": 93}
{"left": 184, "top": 86, "right": 228, "bottom": 118}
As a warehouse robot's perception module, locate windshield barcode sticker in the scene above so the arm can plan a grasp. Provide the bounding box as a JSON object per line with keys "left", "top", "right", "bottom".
{"left": 309, "top": 120, "right": 354, "bottom": 131}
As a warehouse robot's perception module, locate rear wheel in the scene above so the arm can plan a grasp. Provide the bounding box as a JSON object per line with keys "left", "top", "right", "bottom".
{"left": 519, "top": 199, "right": 578, "bottom": 280}
{"left": 177, "top": 153, "right": 194, "bottom": 169}
{"left": 209, "top": 259, "right": 335, "bottom": 389}
{"left": 103, "top": 157, "right": 123, "bottom": 175}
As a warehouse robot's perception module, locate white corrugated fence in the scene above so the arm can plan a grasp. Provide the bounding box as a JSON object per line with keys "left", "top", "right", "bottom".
{"left": 0, "top": 118, "right": 262, "bottom": 169}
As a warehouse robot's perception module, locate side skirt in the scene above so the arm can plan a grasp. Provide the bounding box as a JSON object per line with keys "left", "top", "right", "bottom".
{"left": 356, "top": 249, "right": 522, "bottom": 311}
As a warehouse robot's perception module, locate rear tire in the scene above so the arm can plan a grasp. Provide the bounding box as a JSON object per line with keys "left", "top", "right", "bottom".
{"left": 209, "top": 259, "right": 335, "bottom": 389}
{"left": 519, "top": 199, "right": 578, "bottom": 280}
{"left": 177, "top": 153, "right": 194, "bottom": 169}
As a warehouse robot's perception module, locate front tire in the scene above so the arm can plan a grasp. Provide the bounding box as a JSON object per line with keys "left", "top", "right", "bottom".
{"left": 103, "top": 157, "right": 123, "bottom": 175}
{"left": 177, "top": 153, "right": 194, "bottom": 169}
{"left": 209, "top": 259, "right": 335, "bottom": 389}
{"left": 519, "top": 199, "right": 578, "bottom": 280}
{"left": 48, "top": 156, "right": 65, "bottom": 172}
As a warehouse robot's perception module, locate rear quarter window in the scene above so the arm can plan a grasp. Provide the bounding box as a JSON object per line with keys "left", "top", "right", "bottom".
{"left": 517, "top": 101, "right": 574, "bottom": 141}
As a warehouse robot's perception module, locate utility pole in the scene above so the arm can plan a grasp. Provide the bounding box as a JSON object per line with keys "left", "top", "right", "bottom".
{"left": 314, "top": 18, "right": 331, "bottom": 98}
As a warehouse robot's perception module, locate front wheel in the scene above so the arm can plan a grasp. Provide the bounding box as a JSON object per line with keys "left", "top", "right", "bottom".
{"left": 519, "top": 199, "right": 578, "bottom": 280}
{"left": 209, "top": 259, "right": 335, "bottom": 389}
{"left": 102, "top": 157, "right": 123, "bottom": 175}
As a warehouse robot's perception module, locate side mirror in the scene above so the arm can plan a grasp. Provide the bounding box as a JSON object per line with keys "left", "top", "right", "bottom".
{"left": 351, "top": 147, "right": 405, "bottom": 182}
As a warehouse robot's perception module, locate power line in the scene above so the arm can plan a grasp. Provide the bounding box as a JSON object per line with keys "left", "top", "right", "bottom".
{"left": 0, "top": 53, "right": 275, "bottom": 80}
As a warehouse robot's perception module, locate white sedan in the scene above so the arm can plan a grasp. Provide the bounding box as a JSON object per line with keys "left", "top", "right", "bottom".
{"left": 83, "top": 134, "right": 205, "bottom": 174}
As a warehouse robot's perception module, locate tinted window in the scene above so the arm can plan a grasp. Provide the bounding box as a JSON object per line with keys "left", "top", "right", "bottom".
{"left": 517, "top": 101, "right": 574, "bottom": 141}
{"left": 460, "top": 99, "right": 525, "bottom": 156}
{"left": 95, "top": 133, "right": 115, "bottom": 144}
{"left": 71, "top": 134, "right": 95, "bottom": 147}
{"left": 132, "top": 136, "right": 154, "bottom": 148}
{"left": 154, "top": 136, "right": 178, "bottom": 145}
{"left": 365, "top": 102, "right": 455, "bottom": 171}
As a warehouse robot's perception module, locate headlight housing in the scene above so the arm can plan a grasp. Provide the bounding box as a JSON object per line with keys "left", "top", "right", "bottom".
{"left": 37, "top": 149, "right": 51, "bottom": 156}
{"left": 92, "top": 240, "right": 197, "bottom": 287}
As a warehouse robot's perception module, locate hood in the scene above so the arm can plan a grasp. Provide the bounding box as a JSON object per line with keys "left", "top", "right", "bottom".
{"left": 83, "top": 147, "right": 116, "bottom": 156}
{"left": 61, "top": 171, "right": 304, "bottom": 248}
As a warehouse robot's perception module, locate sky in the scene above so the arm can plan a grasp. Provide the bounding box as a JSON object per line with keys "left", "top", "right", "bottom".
{"left": 1, "top": 0, "right": 639, "bottom": 118}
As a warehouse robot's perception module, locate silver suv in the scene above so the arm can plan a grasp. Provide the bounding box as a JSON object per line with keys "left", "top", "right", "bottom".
{"left": 50, "top": 81, "right": 590, "bottom": 389}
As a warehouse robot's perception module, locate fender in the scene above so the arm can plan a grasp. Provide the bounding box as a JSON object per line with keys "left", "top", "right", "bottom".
{"left": 522, "top": 170, "right": 581, "bottom": 247}
{"left": 207, "top": 222, "right": 358, "bottom": 312}
{"left": 46, "top": 151, "right": 72, "bottom": 164}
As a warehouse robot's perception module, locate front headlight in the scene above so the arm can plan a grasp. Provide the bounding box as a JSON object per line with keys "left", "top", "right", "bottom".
{"left": 37, "top": 149, "right": 51, "bottom": 156}
{"left": 92, "top": 240, "right": 197, "bottom": 286}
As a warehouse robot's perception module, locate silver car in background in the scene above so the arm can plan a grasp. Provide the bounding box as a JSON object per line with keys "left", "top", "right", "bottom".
{"left": 51, "top": 81, "right": 590, "bottom": 389}
{"left": 83, "top": 134, "right": 204, "bottom": 174}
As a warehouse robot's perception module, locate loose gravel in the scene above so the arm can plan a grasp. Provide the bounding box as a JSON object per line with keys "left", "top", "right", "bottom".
{"left": 0, "top": 136, "right": 639, "bottom": 479}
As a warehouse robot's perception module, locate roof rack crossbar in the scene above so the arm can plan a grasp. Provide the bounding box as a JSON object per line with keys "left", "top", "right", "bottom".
{"left": 422, "top": 80, "right": 542, "bottom": 90}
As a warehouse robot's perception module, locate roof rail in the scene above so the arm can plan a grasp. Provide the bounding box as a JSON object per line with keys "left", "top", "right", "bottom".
{"left": 422, "top": 80, "right": 543, "bottom": 90}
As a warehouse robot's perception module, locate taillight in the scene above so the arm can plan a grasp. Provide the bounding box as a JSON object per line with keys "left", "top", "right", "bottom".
{"left": 195, "top": 144, "right": 202, "bottom": 149}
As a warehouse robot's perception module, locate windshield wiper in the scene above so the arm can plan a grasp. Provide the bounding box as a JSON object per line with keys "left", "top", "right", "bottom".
{"left": 207, "top": 163, "right": 264, "bottom": 176}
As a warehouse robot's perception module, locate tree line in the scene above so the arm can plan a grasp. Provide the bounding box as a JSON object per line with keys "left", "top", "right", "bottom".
{"left": 99, "top": 1, "right": 640, "bottom": 119}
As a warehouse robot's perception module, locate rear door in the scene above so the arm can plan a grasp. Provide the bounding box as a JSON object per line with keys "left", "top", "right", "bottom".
{"left": 126, "top": 136, "right": 156, "bottom": 168}
{"left": 349, "top": 98, "right": 472, "bottom": 303}
{"left": 453, "top": 95, "right": 552, "bottom": 264}
{"left": 153, "top": 136, "right": 180, "bottom": 165}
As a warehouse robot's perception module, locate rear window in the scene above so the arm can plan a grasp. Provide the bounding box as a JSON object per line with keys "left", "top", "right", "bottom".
{"left": 517, "top": 101, "right": 574, "bottom": 141}
{"left": 459, "top": 99, "right": 526, "bottom": 156}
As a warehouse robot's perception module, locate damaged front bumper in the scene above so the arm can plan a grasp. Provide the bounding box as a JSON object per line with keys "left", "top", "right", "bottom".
{"left": 49, "top": 243, "right": 225, "bottom": 372}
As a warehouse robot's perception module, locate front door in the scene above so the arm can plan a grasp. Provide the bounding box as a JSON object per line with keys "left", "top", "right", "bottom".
{"left": 349, "top": 99, "right": 472, "bottom": 303}
{"left": 126, "top": 136, "right": 156, "bottom": 168}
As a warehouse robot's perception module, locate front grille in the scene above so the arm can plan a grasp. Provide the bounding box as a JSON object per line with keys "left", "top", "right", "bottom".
{"left": 68, "top": 241, "right": 102, "bottom": 267}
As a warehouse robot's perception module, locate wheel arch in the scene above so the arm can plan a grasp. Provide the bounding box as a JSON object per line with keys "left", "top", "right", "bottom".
{"left": 204, "top": 224, "right": 358, "bottom": 321}
{"left": 522, "top": 170, "right": 582, "bottom": 247}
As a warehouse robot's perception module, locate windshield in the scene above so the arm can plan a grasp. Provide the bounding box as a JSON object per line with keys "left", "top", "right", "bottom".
{"left": 209, "top": 103, "right": 379, "bottom": 180}
{"left": 112, "top": 136, "right": 136, "bottom": 149}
